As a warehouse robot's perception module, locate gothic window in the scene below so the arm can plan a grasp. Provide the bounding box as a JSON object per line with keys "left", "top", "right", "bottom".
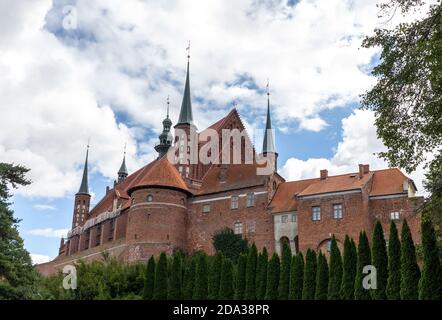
{"left": 234, "top": 222, "right": 243, "bottom": 234}
{"left": 147, "top": 194, "right": 153, "bottom": 202}
{"left": 333, "top": 204, "right": 343, "bottom": 219}
{"left": 246, "top": 192, "right": 255, "bottom": 207}
{"left": 312, "top": 206, "right": 321, "bottom": 221}
{"left": 231, "top": 196, "right": 239, "bottom": 210}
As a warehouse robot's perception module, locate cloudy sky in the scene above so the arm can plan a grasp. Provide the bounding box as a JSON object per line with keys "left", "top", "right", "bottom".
{"left": 0, "top": 0, "right": 430, "bottom": 264}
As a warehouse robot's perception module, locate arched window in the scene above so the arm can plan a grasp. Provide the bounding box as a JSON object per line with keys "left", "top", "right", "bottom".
{"left": 147, "top": 194, "right": 153, "bottom": 202}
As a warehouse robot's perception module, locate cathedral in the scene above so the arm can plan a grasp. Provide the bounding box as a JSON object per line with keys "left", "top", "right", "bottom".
{"left": 37, "top": 58, "right": 423, "bottom": 276}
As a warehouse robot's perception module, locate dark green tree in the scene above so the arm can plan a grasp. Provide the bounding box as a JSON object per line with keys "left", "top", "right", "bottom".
{"left": 168, "top": 252, "right": 182, "bottom": 300}
{"left": 341, "top": 235, "right": 357, "bottom": 300}
{"left": 182, "top": 256, "right": 196, "bottom": 299}
{"left": 354, "top": 231, "right": 372, "bottom": 300}
{"left": 256, "top": 247, "right": 268, "bottom": 300}
{"left": 245, "top": 243, "right": 258, "bottom": 300}
{"left": 264, "top": 253, "right": 280, "bottom": 300}
{"left": 327, "top": 236, "right": 343, "bottom": 300}
{"left": 302, "top": 249, "right": 316, "bottom": 300}
{"left": 208, "top": 252, "right": 223, "bottom": 300}
{"left": 153, "top": 252, "right": 168, "bottom": 300}
{"left": 371, "top": 221, "right": 388, "bottom": 300}
{"left": 315, "top": 252, "right": 329, "bottom": 300}
{"left": 400, "top": 219, "right": 420, "bottom": 300}
{"left": 218, "top": 258, "right": 234, "bottom": 299}
{"left": 193, "top": 253, "right": 208, "bottom": 300}
{"left": 289, "top": 253, "right": 304, "bottom": 300}
{"left": 278, "top": 241, "right": 292, "bottom": 300}
{"left": 235, "top": 253, "right": 247, "bottom": 299}
{"left": 386, "top": 221, "right": 401, "bottom": 300}
{"left": 0, "top": 163, "right": 36, "bottom": 299}
{"left": 142, "top": 256, "right": 156, "bottom": 300}
{"left": 212, "top": 228, "right": 248, "bottom": 262}
{"left": 419, "top": 218, "right": 442, "bottom": 300}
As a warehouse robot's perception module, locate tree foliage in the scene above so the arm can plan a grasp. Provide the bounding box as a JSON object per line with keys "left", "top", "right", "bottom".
{"left": 386, "top": 222, "right": 401, "bottom": 299}
{"left": 371, "top": 221, "right": 388, "bottom": 300}
{"left": 235, "top": 253, "right": 247, "bottom": 299}
{"left": 327, "top": 236, "right": 343, "bottom": 300}
{"left": 208, "top": 252, "right": 223, "bottom": 300}
{"left": 193, "top": 253, "right": 208, "bottom": 300}
{"left": 315, "top": 252, "right": 329, "bottom": 300}
{"left": 153, "top": 252, "right": 168, "bottom": 300}
{"left": 289, "top": 253, "right": 304, "bottom": 300}
{"left": 278, "top": 241, "right": 292, "bottom": 300}
{"left": 341, "top": 236, "right": 357, "bottom": 300}
{"left": 265, "top": 253, "right": 280, "bottom": 300}
{"left": 212, "top": 228, "right": 248, "bottom": 262}
{"left": 256, "top": 247, "right": 268, "bottom": 300}
{"left": 400, "top": 219, "right": 420, "bottom": 299}
{"left": 354, "top": 231, "right": 372, "bottom": 300}
{"left": 218, "top": 258, "right": 234, "bottom": 299}
{"left": 143, "top": 256, "right": 155, "bottom": 299}
{"left": 302, "top": 249, "right": 316, "bottom": 300}
{"left": 245, "top": 243, "right": 258, "bottom": 300}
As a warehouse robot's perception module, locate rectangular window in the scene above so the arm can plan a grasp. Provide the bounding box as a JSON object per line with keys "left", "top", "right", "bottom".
{"left": 246, "top": 192, "right": 255, "bottom": 207}
{"left": 202, "top": 205, "right": 210, "bottom": 213}
{"left": 234, "top": 222, "right": 243, "bottom": 234}
{"left": 281, "top": 215, "right": 288, "bottom": 223}
{"left": 390, "top": 211, "right": 400, "bottom": 220}
{"left": 231, "top": 196, "right": 239, "bottom": 210}
{"left": 291, "top": 214, "right": 297, "bottom": 223}
{"left": 333, "top": 204, "right": 343, "bottom": 219}
{"left": 247, "top": 221, "right": 256, "bottom": 233}
{"left": 312, "top": 206, "right": 321, "bottom": 221}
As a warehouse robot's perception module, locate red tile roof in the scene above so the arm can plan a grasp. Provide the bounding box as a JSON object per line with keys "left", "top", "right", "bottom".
{"left": 269, "top": 168, "right": 410, "bottom": 213}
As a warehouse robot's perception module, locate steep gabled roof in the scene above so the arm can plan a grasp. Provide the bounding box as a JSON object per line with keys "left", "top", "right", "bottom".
{"left": 269, "top": 178, "right": 317, "bottom": 213}
{"left": 369, "top": 168, "right": 411, "bottom": 196}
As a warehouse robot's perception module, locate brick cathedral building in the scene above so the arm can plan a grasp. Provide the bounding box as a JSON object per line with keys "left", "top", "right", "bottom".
{"left": 37, "top": 59, "right": 423, "bottom": 276}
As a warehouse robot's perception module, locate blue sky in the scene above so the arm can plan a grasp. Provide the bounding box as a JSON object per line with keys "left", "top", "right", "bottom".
{"left": 1, "top": 0, "right": 428, "bottom": 263}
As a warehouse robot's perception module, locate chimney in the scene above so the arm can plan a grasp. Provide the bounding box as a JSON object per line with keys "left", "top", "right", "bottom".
{"left": 320, "top": 169, "right": 328, "bottom": 180}
{"left": 363, "top": 164, "right": 370, "bottom": 174}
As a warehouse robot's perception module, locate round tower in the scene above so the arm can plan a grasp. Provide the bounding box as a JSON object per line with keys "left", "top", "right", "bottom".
{"left": 125, "top": 156, "right": 191, "bottom": 260}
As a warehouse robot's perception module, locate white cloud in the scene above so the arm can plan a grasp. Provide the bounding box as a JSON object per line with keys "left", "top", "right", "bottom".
{"left": 279, "top": 109, "right": 426, "bottom": 195}
{"left": 33, "top": 204, "right": 56, "bottom": 211}
{"left": 27, "top": 228, "right": 69, "bottom": 238}
{"left": 30, "top": 253, "right": 52, "bottom": 264}
{"left": 0, "top": 0, "right": 430, "bottom": 199}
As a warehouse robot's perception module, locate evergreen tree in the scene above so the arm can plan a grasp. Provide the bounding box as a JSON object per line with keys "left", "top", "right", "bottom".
{"left": 0, "top": 163, "right": 36, "bottom": 299}
{"left": 289, "top": 253, "right": 304, "bottom": 300}
{"left": 245, "top": 243, "right": 258, "bottom": 300}
{"left": 400, "top": 219, "right": 420, "bottom": 300}
{"left": 193, "top": 253, "right": 209, "bottom": 300}
{"left": 182, "top": 257, "right": 196, "bottom": 299}
{"left": 142, "top": 256, "right": 155, "bottom": 300}
{"left": 302, "top": 249, "right": 316, "bottom": 300}
{"left": 208, "top": 252, "right": 223, "bottom": 300}
{"left": 264, "top": 253, "right": 280, "bottom": 300}
{"left": 212, "top": 228, "right": 248, "bottom": 262}
{"left": 235, "top": 253, "right": 247, "bottom": 299}
{"left": 315, "top": 252, "right": 329, "bottom": 300}
{"left": 354, "top": 231, "right": 371, "bottom": 300}
{"left": 341, "top": 235, "right": 357, "bottom": 300}
{"left": 278, "top": 242, "right": 292, "bottom": 300}
{"left": 327, "top": 236, "right": 343, "bottom": 300}
{"left": 219, "top": 258, "right": 234, "bottom": 299}
{"left": 168, "top": 252, "right": 182, "bottom": 300}
{"left": 419, "top": 218, "right": 442, "bottom": 300}
{"left": 386, "top": 221, "right": 401, "bottom": 300}
{"left": 371, "top": 221, "right": 388, "bottom": 300}
{"left": 256, "top": 247, "right": 268, "bottom": 300}
{"left": 153, "top": 252, "right": 168, "bottom": 300}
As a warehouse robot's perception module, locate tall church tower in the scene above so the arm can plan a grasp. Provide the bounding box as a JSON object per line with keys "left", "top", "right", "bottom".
{"left": 174, "top": 43, "right": 197, "bottom": 180}
{"left": 261, "top": 83, "right": 278, "bottom": 171}
{"left": 155, "top": 97, "right": 174, "bottom": 158}
{"left": 72, "top": 145, "right": 91, "bottom": 228}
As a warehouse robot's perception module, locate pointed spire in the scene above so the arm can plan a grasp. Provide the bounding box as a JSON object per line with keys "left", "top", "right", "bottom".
{"left": 78, "top": 143, "right": 90, "bottom": 194}
{"left": 117, "top": 145, "right": 128, "bottom": 183}
{"left": 176, "top": 41, "right": 194, "bottom": 126}
{"left": 262, "top": 80, "right": 276, "bottom": 154}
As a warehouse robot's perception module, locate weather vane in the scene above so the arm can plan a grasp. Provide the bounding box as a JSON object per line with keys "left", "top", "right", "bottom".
{"left": 266, "top": 78, "right": 270, "bottom": 96}
{"left": 166, "top": 95, "right": 170, "bottom": 118}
